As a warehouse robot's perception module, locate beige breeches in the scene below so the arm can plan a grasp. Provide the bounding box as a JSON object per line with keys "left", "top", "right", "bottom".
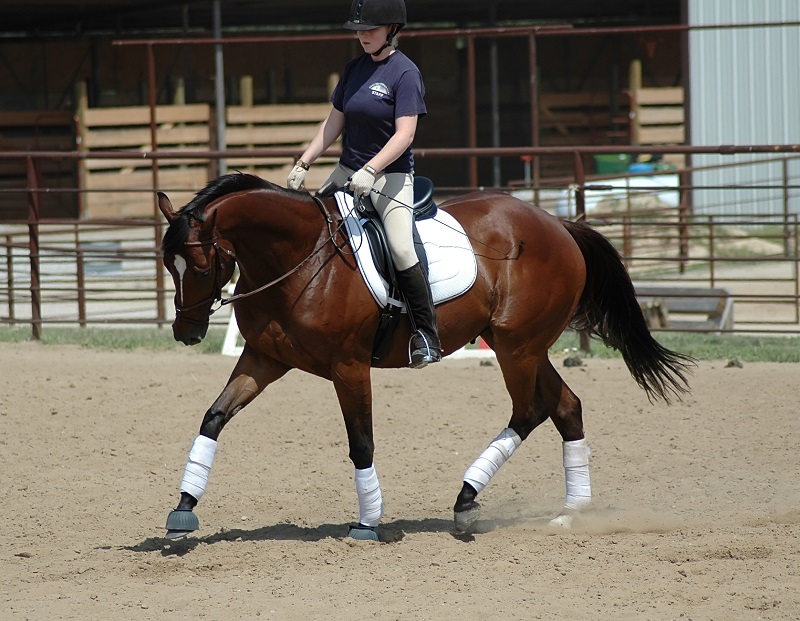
{"left": 327, "top": 163, "right": 418, "bottom": 270}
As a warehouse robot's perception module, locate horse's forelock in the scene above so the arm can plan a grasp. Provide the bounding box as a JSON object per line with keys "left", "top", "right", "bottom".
{"left": 162, "top": 214, "right": 190, "bottom": 254}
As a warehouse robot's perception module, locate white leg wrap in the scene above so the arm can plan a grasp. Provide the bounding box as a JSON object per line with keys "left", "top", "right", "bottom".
{"left": 463, "top": 428, "right": 522, "bottom": 494}
{"left": 354, "top": 465, "right": 384, "bottom": 527}
{"left": 563, "top": 439, "right": 591, "bottom": 510}
{"left": 180, "top": 435, "right": 218, "bottom": 501}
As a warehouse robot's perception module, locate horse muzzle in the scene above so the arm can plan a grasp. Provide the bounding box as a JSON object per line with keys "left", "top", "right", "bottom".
{"left": 172, "top": 315, "right": 209, "bottom": 346}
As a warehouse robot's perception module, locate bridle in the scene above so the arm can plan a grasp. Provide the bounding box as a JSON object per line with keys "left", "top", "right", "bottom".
{"left": 171, "top": 196, "right": 347, "bottom": 321}
{"left": 172, "top": 236, "right": 235, "bottom": 324}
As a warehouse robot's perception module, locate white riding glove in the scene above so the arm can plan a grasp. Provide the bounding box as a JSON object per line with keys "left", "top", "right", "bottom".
{"left": 287, "top": 165, "right": 307, "bottom": 190}
{"left": 347, "top": 167, "right": 377, "bottom": 197}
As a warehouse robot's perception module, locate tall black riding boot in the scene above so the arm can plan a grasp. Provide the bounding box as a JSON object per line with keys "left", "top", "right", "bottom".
{"left": 396, "top": 262, "right": 442, "bottom": 369}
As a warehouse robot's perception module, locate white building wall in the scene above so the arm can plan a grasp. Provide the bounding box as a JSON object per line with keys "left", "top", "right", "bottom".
{"left": 689, "top": 0, "right": 800, "bottom": 216}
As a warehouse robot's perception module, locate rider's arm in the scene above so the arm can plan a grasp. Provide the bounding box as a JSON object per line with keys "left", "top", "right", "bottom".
{"left": 298, "top": 108, "right": 346, "bottom": 165}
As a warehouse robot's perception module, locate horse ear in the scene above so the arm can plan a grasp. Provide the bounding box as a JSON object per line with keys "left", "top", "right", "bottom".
{"left": 157, "top": 192, "right": 177, "bottom": 223}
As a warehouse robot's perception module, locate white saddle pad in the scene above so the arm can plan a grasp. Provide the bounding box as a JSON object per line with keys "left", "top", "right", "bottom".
{"left": 334, "top": 192, "right": 477, "bottom": 308}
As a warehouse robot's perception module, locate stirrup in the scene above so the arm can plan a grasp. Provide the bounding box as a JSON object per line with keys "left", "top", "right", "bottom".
{"left": 408, "top": 332, "right": 441, "bottom": 369}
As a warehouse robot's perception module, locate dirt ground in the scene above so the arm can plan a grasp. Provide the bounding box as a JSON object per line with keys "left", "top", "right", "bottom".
{"left": 2, "top": 341, "right": 799, "bottom": 621}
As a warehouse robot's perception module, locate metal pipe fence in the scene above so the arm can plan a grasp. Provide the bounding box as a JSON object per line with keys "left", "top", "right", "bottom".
{"left": 1, "top": 146, "right": 799, "bottom": 339}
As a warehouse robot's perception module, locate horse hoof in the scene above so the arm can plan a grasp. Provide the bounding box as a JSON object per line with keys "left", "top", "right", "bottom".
{"left": 165, "top": 509, "right": 199, "bottom": 539}
{"left": 548, "top": 513, "right": 575, "bottom": 529}
{"left": 454, "top": 503, "right": 481, "bottom": 533}
{"left": 347, "top": 524, "right": 380, "bottom": 541}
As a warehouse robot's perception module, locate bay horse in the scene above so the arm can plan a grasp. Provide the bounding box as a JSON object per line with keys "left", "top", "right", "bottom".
{"left": 158, "top": 172, "right": 692, "bottom": 541}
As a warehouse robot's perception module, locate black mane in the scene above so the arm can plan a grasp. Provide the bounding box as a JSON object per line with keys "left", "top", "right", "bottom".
{"left": 162, "top": 172, "right": 286, "bottom": 253}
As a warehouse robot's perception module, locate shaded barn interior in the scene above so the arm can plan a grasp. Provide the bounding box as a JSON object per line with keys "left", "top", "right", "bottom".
{"left": 0, "top": 0, "right": 684, "bottom": 219}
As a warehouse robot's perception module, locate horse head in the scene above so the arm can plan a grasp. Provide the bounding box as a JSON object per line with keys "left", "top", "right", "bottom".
{"left": 159, "top": 191, "right": 236, "bottom": 346}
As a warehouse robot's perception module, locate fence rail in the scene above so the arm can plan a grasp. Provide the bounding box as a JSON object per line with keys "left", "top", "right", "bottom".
{"left": 1, "top": 146, "right": 799, "bottom": 339}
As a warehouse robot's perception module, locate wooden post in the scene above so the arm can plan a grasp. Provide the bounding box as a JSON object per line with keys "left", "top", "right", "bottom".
{"left": 629, "top": 59, "right": 642, "bottom": 145}
{"left": 74, "top": 81, "right": 89, "bottom": 219}
{"left": 173, "top": 76, "right": 186, "bottom": 105}
{"left": 327, "top": 73, "right": 339, "bottom": 99}
{"left": 240, "top": 75, "right": 254, "bottom": 171}
{"left": 239, "top": 75, "right": 254, "bottom": 107}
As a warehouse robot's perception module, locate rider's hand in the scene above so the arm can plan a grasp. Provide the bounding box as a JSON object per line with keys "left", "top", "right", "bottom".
{"left": 287, "top": 162, "right": 308, "bottom": 190}
{"left": 347, "top": 167, "right": 376, "bottom": 197}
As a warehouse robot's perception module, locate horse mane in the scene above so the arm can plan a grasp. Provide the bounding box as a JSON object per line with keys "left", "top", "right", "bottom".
{"left": 162, "top": 172, "right": 298, "bottom": 253}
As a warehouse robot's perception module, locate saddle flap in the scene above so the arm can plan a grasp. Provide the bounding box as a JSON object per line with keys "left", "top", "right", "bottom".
{"left": 362, "top": 216, "right": 428, "bottom": 285}
{"left": 362, "top": 219, "right": 393, "bottom": 285}
{"left": 334, "top": 192, "right": 477, "bottom": 311}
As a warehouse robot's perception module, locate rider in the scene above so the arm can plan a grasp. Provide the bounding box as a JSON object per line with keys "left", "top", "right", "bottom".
{"left": 287, "top": 0, "right": 441, "bottom": 369}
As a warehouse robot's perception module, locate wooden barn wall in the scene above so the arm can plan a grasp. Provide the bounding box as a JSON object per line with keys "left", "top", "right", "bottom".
{"left": 0, "top": 30, "right": 682, "bottom": 217}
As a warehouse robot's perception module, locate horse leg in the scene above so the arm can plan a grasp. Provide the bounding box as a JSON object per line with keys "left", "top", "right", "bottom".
{"left": 165, "top": 347, "right": 290, "bottom": 539}
{"left": 331, "top": 361, "right": 383, "bottom": 541}
{"left": 541, "top": 361, "right": 592, "bottom": 528}
{"left": 454, "top": 351, "right": 550, "bottom": 532}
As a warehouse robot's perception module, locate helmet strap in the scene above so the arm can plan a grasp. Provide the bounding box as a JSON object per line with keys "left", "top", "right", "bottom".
{"left": 371, "top": 25, "right": 399, "bottom": 57}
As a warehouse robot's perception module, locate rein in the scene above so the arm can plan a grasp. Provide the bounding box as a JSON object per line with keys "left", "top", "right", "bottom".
{"left": 178, "top": 196, "right": 346, "bottom": 317}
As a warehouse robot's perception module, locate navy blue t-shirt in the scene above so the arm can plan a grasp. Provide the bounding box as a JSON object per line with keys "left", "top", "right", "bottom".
{"left": 331, "top": 51, "right": 426, "bottom": 174}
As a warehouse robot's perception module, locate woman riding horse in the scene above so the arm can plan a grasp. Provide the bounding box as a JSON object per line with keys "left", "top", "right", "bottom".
{"left": 287, "top": 0, "right": 441, "bottom": 369}
{"left": 158, "top": 171, "right": 692, "bottom": 541}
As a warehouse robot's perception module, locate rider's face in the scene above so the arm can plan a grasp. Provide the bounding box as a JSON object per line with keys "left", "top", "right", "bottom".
{"left": 357, "top": 26, "right": 391, "bottom": 54}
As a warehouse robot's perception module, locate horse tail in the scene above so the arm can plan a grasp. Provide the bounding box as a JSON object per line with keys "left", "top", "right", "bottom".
{"left": 561, "top": 219, "right": 694, "bottom": 403}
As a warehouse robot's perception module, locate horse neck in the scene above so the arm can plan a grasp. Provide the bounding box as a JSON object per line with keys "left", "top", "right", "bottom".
{"left": 214, "top": 190, "right": 327, "bottom": 283}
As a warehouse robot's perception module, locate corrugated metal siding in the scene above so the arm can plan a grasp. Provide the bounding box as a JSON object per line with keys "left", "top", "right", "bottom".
{"left": 689, "top": 0, "right": 800, "bottom": 216}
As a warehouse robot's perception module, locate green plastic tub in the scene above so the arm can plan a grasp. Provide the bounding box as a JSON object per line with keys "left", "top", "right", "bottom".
{"left": 593, "top": 153, "right": 632, "bottom": 174}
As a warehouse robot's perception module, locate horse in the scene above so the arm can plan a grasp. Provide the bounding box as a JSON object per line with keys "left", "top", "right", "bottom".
{"left": 157, "top": 172, "right": 692, "bottom": 541}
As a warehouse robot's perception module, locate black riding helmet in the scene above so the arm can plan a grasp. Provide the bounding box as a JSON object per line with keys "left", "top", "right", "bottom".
{"left": 343, "top": 0, "right": 406, "bottom": 31}
{"left": 344, "top": 0, "right": 406, "bottom": 56}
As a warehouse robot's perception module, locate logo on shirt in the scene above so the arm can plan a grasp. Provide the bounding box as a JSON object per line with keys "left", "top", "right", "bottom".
{"left": 368, "top": 82, "right": 391, "bottom": 98}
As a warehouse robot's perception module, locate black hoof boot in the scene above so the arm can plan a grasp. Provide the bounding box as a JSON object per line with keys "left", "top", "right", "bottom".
{"left": 347, "top": 523, "right": 380, "bottom": 541}
{"left": 165, "top": 509, "right": 199, "bottom": 540}
{"left": 454, "top": 501, "right": 481, "bottom": 533}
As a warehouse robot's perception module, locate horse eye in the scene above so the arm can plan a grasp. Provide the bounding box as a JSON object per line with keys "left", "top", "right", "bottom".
{"left": 197, "top": 269, "right": 212, "bottom": 280}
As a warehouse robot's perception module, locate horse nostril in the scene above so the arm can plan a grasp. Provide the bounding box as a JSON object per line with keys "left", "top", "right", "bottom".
{"left": 187, "top": 336, "right": 203, "bottom": 346}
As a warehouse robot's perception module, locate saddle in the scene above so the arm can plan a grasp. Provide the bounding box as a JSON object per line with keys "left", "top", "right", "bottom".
{"left": 317, "top": 176, "right": 439, "bottom": 364}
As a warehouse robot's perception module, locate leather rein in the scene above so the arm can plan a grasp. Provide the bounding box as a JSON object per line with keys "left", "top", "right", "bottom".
{"left": 174, "top": 196, "right": 346, "bottom": 319}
